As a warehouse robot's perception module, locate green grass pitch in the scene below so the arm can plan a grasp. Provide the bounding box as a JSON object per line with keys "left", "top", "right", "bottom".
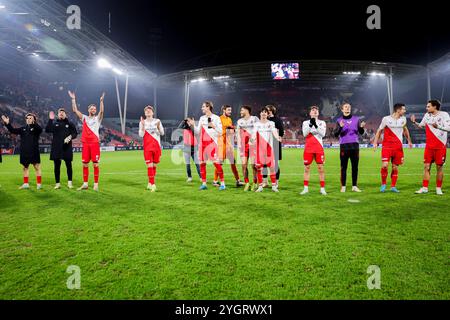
{"left": 0, "top": 148, "right": 449, "bottom": 299}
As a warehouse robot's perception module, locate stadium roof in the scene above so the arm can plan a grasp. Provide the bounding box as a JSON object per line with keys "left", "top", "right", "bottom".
{"left": 156, "top": 60, "right": 427, "bottom": 89}
{"left": 0, "top": 0, "right": 156, "bottom": 80}
{"left": 428, "top": 52, "right": 450, "bottom": 75}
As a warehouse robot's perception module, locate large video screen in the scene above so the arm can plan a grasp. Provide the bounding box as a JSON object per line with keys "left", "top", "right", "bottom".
{"left": 271, "top": 63, "right": 300, "bottom": 80}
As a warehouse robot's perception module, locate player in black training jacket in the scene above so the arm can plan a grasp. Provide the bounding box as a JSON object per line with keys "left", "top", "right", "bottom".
{"left": 2, "top": 113, "right": 43, "bottom": 189}
{"left": 45, "top": 108, "right": 78, "bottom": 189}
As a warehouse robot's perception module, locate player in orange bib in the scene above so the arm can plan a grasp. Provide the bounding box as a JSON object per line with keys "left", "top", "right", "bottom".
{"left": 213, "top": 105, "right": 244, "bottom": 187}
{"left": 69, "top": 90, "right": 105, "bottom": 192}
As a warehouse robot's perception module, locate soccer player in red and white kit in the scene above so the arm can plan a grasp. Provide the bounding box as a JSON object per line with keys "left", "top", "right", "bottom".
{"left": 236, "top": 105, "right": 259, "bottom": 192}
{"left": 69, "top": 90, "right": 104, "bottom": 192}
{"left": 300, "top": 106, "right": 327, "bottom": 196}
{"left": 139, "top": 105, "right": 164, "bottom": 192}
{"left": 373, "top": 103, "right": 413, "bottom": 193}
{"left": 250, "top": 106, "right": 282, "bottom": 193}
{"left": 411, "top": 100, "right": 450, "bottom": 195}
{"left": 187, "top": 101, "right": 226, "bottom": 191}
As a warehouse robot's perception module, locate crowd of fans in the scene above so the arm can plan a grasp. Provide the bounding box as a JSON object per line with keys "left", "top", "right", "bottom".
{"left": 0, "top": 82, "right": 137, "bottom": 149}
{"left": 1, "top": 80, "right": 424, "bottom": 151}
{"left": 236, "top": 88, "right": 386, "bottom": 145}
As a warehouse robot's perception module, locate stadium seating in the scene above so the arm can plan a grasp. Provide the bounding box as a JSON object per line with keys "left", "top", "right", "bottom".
{"left": 0, "top": 83, "right": 137, "bottom": 148}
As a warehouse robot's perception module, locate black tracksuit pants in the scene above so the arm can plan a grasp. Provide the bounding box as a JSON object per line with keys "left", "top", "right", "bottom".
{"left": 340, "top": 143, "right": 360, "bottom": 187}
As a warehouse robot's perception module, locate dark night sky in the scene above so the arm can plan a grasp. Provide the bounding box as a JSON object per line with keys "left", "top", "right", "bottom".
{"left": 60, "top": 0, "right": 449, "bottom": 74}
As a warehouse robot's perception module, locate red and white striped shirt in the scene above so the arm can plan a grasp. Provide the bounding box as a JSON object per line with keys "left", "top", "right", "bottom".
{"left": 237, "top": 116, "right": 259, "bottom": 149}
{"left": 252, "top": 120, "right": 278, "bottom": 149}
{"left": 302, "top": 119, "right": 326, "bottom": 153}
{"left": 194, "top": 114, "right": 222, "bottom": 145}
{"left": 419, "top": 111, "right": 450, "bottom": 149}
{"left": 81, "top": 114, "right": 101, "bottom": 144}
{"left": 378, "top": 115, "right": 407, "bottom": 149}
{"left": 139, "top": 118, "right": 165, "bottom": 150}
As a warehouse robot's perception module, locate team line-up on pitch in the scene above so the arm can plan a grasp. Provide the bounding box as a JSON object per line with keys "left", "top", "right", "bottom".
{"left": 1, "top": 91, "right": 449, "bottom": 195}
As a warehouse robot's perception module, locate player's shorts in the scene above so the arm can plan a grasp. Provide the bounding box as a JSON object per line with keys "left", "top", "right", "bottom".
{"left": 144, "top": 147, "right": 161, "bottom": 164}
{"left": 239, "top": 143, "right": 253, "bottom": 159}
{"left": 424, "top": 148, "right": 446, "bottom": 166}
{"left": 199, "top": 140, "right": 219, "bottom": 162}
{"left": 256, "top": 146, "right": 275, "bottom": 167}
{"left": 82, "top": 143, "right": 100, "bottom": 163}
{"left": 256, "top": 157, "right": 275, "bottom": 168}
{"left": 381, "top": 147, "right": 404, "bottom": 165}
{"left": 219, "top": 145, "right": 237, "bottom": 163}
{"left": 303, "top": 152, "right": 325, "bottom": 166}
{"left": 20, "top": 154, "right": 40, "bottom": 168}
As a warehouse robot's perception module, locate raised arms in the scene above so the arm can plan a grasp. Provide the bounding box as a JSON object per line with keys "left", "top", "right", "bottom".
{"left": 1, "top": 115, "right": 22, "bottom": 134}
{"left": 68, "top": 91, "right": 83, "bottom": 121}
{"left": 98, "top": 92, "right": 105, "bottom": 121}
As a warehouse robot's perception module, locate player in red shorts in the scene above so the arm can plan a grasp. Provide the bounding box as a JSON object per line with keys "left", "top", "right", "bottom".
{"left": 139, "top": 105, "right": 164, "bottom": 192}
{"left": 300, "top": 106, "right": 327, "bottom": 196}
{"left": 250, "top": 106, "right": 282, "bottom": 193}
{"left": 69, "top": 90, "right": 105, "bottom": 192}
{"left": 213, "top": 105, "right": 244, "bottom": 187}
{"left": 373, "top": 103, "right": 413, "bottom": 193}
{"left": 187, "top": 101, "right": 226, "bottom": 191}
{"left": 411, "top": 99, "right": 450, "bottom": 195}
{"left": 236, "top": 105, "right": 259, "bottom": 191}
